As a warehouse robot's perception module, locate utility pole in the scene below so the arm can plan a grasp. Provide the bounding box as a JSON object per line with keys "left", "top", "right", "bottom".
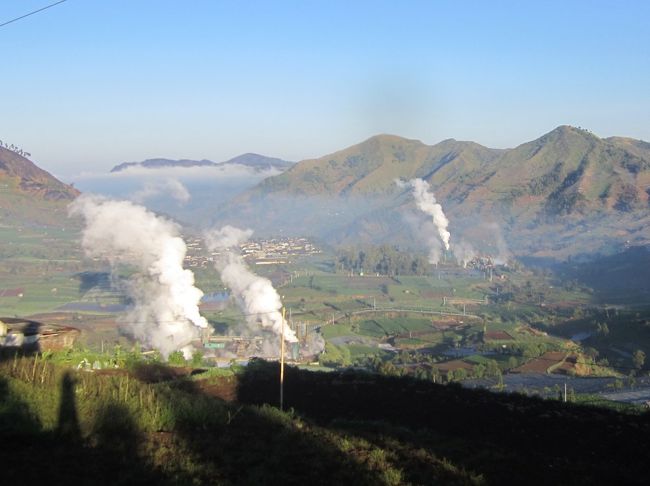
{"left": 564, "top": 382, "right": 567, "bottom": 403}
{"left": 280, "top": 307, "right": 286, "bottom": 411}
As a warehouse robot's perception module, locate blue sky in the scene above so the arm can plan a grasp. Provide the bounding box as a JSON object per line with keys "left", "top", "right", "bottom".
{"left": 2, "top": 0, "right": 649, "bottom": 177}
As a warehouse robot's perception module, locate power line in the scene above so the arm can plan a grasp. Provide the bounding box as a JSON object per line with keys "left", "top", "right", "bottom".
{"left": 0, "top": 0, "right": 68, "bottom": 29}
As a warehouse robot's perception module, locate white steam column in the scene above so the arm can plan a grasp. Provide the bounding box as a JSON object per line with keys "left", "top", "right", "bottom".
{"left": 397, "top": 178, "right": 453, "bottom": 264}
{"left": 68, "top": 195, "right": 208, "bottom": 358}
{"left": 204, "top": 225, "right": 297, "bottom": 346}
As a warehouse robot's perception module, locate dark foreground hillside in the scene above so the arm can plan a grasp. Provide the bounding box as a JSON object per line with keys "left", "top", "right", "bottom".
{"left": 241, "top": 361, "right": 650, "bottom": 485}
{"left": 2, "top": 354, "right": 649, "bottom": 485}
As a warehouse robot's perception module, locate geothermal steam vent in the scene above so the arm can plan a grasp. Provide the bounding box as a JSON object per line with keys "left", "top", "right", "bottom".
{"left": 69, "top": 195, "right": 208, "bottom": 358}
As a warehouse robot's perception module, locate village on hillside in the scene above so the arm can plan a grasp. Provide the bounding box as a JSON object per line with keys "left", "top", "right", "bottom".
{"left": 183, "top": 236, "right": 321, "bottom": 268}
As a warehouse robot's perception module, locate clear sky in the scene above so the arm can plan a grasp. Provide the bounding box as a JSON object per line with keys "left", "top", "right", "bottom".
{"left": 2, "top": 0, "right": 649, "bottom": 177}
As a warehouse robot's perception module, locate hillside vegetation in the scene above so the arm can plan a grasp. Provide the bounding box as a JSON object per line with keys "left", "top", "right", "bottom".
{"left": 2, "top": 354, "right": 650, "bottom": 485}
{"left": 219, "top": 126, "right": 650, "bottom": 258}
{"left": 0, "top": 146, "right": 79, "bottom": 228}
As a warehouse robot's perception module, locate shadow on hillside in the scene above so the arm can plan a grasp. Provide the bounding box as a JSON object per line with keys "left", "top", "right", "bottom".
{"left": 2, "top": 361, "right": 394, "bottom": 485}
{"left": 0, "top": 372, "right": 164, "bottom": 485}
{"left": 130, "top": 370, "right": 394, "bottom": 485}
{"left": 6, "top": 357, "right": 650, "bottom": 484}
{"left": 236, "top": 360, "right": 650, "bottom": 486}
{"left": 56, "top": 372, "right": 81, "bottom": 440}
{"left": 76, "top": 271, "right": 112, "bottom": 294}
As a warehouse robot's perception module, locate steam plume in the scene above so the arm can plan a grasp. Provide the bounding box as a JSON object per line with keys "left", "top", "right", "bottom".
{"left": 485, "top": 222, "right": 511, "bottom": 265}
{"left": 407, "top": 179, "right": 450, "bottom": 250}
{"left": 454, "top": 239, "right": 477, "bottom": 268}
{"left": 397, "top": 178, "right": 451, "bottom": 260}
{"left": 68, "top": 195, "right": 208, "bottom": 358}
{"left": 422, "top": 219, "right": 443, "bottom": 265}
{"left": 204, "top": 225, "right": 297, "bottom": 344}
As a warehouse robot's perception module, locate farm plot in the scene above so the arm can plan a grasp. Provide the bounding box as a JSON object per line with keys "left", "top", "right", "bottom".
{"left": 357, "top": 316, "right": 435, "bottom": 338}
{"left": 511, "top": 351, "right": 567, "bottom": 374}
{"left": 484, "top": 330, "right": 514, "bottom": 340}
{"left": 433, "top": 359, "right": 475, "bottom": 375}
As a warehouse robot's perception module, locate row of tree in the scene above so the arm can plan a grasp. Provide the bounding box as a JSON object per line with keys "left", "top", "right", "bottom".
{"left": 337, "top": 245, "right": 431, "bottom": 276}
{"left": 0, "top": 139, "right": 31, "bottom": 157}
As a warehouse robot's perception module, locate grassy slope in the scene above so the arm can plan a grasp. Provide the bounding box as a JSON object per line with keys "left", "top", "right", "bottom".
{"left": 0, "top": 356, "right": 481, "bottom": 485}
{"left": 0, "top": 147, "right": 79, "bottom": 228}
{"left": 3, "top": 355, "right": 650, "bottom": 485}
{"left": 255, "top": 134, "right": 499, "bottom": 198}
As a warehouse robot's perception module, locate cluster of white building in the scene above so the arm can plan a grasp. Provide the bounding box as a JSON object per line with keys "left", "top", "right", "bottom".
{"left": 183, "top": 236, "right": 320, "bottom": 268}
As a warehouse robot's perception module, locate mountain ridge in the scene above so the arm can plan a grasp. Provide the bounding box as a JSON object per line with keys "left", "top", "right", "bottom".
{"left": 0, "top": 146, "right": 80, "bottom": 227}
{"left": 217, "top": 126, "right": 650, "bottom": 258}
{"left": 0, "top": 146, "right": 79, "bottom": 201}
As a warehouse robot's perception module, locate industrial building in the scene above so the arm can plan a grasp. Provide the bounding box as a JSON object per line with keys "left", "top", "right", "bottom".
{"left": 0, "top": 317, "right": 79, "bottom": 351}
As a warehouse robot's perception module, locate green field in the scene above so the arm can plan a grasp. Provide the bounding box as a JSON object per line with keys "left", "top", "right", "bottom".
{"left": 2, "top": 227, "right": 646, "bottom": 380}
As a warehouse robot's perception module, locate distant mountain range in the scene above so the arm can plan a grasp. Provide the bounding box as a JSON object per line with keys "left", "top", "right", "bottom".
{"left": 110, "top": 153, "right": 294, "bottom": 173}
{"left": 3, "top": 127, "right": 649, "bottom": 259}
{"left": 216, "top": 126, "right": 650, "bottom": 259}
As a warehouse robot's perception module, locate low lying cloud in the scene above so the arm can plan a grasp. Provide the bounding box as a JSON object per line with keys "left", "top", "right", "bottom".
{"left": 67, "top": 164, "right": 284, "bottom": 220}
{"left": 131, "top": 178, "right": 191, "bottom": 204}
{"left": 71, "top": 163, "right": 283, "bottom": 183}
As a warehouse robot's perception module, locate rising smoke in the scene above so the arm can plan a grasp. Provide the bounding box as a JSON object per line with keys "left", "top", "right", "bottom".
{"left": 485, "top": 222, "right": 511, "bottom": 265}
{"left": 409, "top": 215, "right": 443, "bottom": 265}
{"left": 397, "top": 178, "right": 452, "bottom": 263}
{"left": 204, "top": 225, "right": 298, "bottom": 345}
{"left": 68, "top": 195, "right": 208, "bottom": 358}
{"left": 406, "top": 178, "right": 451, "bottom": 250}
{"left": 454, "top": 239, "right": 477, "bottom": 268}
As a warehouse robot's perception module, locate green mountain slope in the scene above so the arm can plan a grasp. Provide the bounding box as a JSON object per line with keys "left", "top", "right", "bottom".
{"left": 258, "top": 134, "right": 500, "bottom": 196}
{"left": 219, "top": 126, "right": 650, "bottom": 258}
{"left": 0, "top": 147, "right": 79, "bottom": 227}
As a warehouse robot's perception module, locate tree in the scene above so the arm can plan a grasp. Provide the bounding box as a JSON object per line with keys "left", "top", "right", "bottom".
{"left": 473, "top": 363, "right": 486, "bottom": 379}
{"left": 596, "top": 322, "right": 609, "bottom": 338}
{"left": 168, "top": 350, "right": 186, "bottom": 366}
{"left": 319, "top": 342, "right": 351, "bottom": 368}
{"left": 584, "top": 347, "right": 599, "bottom": 361}
{"left": 632, "top": 349, "right": 646, "bottom": 370}
{"left": 449, "top": 368, "right": 467, "bottom": 382}
{"left": 191, "top": 351, "right": 204, "bottom": 367}
{"left": 428, "top": 368, "right": 440, "bottom": 383}
{"left": 378, "top": 361, "right": 397, "bottom": 376}
{"left": 494, "top": 371, "right": 504, "bottom": 391}
{"left": 485, "top": 359, "right": 500, "bottom": 377}
{"left": 414, "top": 367, "right": 427, "bottom": 380}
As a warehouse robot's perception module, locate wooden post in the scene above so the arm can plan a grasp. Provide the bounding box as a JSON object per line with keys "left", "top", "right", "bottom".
{"left": 280, "top": 307, "right": 285, "bottom": 411}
